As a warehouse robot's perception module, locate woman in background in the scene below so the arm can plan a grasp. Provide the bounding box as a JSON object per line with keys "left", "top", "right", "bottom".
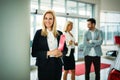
{"left": 63, "top": 21, "right": 78, "bottom": 80}
{"left": 31, "top": 10, "right": 68, "bottom": 80}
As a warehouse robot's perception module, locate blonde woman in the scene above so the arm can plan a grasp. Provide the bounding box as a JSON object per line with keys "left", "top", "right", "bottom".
{"left": 63, "top": 21, "right": 78, "bottom": 80}
{"left": 31, "top": 10, "right": 68, "bottom": 80}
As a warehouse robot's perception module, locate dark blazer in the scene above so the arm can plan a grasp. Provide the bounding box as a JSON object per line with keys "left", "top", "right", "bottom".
{"left": 31, "top": 29, "right": 68, "bottom": 80}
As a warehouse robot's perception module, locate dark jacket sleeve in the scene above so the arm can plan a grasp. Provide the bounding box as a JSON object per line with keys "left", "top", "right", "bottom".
{"left": 62, "top": 41, "right": 68, "bottom": 56}
{"left": 31, "top": 30, "right": 48, "bottom": 60}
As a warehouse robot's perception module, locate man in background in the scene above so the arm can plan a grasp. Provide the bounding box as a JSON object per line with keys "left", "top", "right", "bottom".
{"left": 83, "top": 18, "right": 103, "bottom": 80}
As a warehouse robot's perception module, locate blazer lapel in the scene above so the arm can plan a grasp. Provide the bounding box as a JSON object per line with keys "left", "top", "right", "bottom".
{"left": 87, "top": 31, "right": 92, "bottom": 40}
{"left": 44, "top": 36, "right": 50, "bottom": 50}
{"left": 57, "top": 35, "right": 60, "bottom": 47}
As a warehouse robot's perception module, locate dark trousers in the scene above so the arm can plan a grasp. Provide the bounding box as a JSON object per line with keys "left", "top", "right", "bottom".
{"left": 38, "top": 58, "right": 62, "bottom": 80}
{"left": 85, "top": 56, "right": 101, "bottom": 80}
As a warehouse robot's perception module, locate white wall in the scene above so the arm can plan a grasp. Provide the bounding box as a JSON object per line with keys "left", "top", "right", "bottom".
{"left": 101, "top": 0, "right": 120, "bottom": 12}
{"left": 0, "top": 0, "right": 30, "bottom": 80}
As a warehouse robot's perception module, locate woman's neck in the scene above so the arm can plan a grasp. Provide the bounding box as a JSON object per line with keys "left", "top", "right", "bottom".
{"left": 47, "top": 28, "right": 52, "bottom": 31}
{"left": 68, "top": 31, "right": 73, "bottom": 37}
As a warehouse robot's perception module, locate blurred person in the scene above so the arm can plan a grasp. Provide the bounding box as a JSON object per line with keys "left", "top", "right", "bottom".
{"left": 63, "top": 21, "right": 78, "bottom": 80}
{"left": 83, "top": 18, "right": 103, "bottom": 80}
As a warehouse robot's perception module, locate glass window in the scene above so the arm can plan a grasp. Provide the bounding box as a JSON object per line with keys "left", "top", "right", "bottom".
{"left": 78, "top": 19, "right": 87, "bottom": 43}
{"left": 107, "top": 26, "right": 113, "bottom": 40}
{"left": 100, "top": 12, "right": 120, "bottom": 45}
{"left": 100, "top": 26, "right": 105, "bottom": 43}
{"left": 86, "top": 4, "right": 92, "bottom": 17}
{"left": 30, "top": 15, "right": 42, "bottom": 41}
{"left": 106, "top": 13, "right": 120, "bottom": 22}
{"left": 78, "top": 3, "right": 93, "bottom": 17}
{"left": 30, "top": 15, "right": 35, "bottom": 41}
{"left": 36, "top": 15, "right": 42, "bottom": 30}
{"left": 101, "top": 13, "right": 120, "bottom": 22}
{"left": 118, "top": 26, "right": 120, "bottom": 35}
{"left": 78, "top": 3, "right": 86, "bottom": 15}
{"left": 56, "top": 17, "right": 66, "bottom": 32}
{"left": 40, "top": 0, "right": 51, "bottom": 10}
{"left": 78, "top": 18, "right": 88, "bottom": 60}
{"left": 31, "top": 0, "right": 38, "bottom": 12}
{"left": 66, "top": 1, "right": 77, "bottom": 14}
{"left": 100, "top": 13, "right": 106, "bottom": 22}
{"left": 52, "top": 0, "right": 65, "bottom": 13}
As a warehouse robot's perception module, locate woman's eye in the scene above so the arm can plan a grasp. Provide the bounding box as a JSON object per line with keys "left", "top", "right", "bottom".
{"left": 49, "top": 18, "right": 52, "bottom": 20}
{"left": 44, "top": 17, "right": 53, "bottom": 20}
{"left": 44, "top": 17, "right": 47, "bottom": 20}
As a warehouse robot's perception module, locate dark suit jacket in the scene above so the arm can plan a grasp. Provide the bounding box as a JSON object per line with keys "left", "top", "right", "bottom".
{"left": 31, "top": 29, "right": 68, "bottom": 66}
{"left": 31, "top": 29, "right": 68, "bottom": 80}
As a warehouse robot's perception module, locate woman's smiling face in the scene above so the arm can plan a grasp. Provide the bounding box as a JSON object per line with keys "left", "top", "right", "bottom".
{"left": 44, "top": 13, "right": 54, "bottom": 30}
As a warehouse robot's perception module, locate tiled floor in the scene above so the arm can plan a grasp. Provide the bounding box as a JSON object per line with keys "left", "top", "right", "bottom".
{"left": 31, "top": 45, "right": 118, "bottom": 80}
{"left": 30, "top": 56, "right": 115, "bottom": 80}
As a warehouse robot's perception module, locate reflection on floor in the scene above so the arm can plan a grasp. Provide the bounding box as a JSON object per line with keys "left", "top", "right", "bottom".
{"left": 30, "top": 57, "right": 116, "bottom": 80}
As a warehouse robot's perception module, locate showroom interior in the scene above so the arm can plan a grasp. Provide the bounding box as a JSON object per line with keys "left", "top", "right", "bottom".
{"left": 0, "top": 0, "right": 120, "bottom": 80}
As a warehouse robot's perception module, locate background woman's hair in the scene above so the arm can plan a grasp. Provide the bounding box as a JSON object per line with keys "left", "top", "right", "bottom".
{"left": 64, "top": 21, "right": 73, "bottom": 32}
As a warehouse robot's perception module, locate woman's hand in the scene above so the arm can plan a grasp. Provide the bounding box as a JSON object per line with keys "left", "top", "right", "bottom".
{"left": 74, "top": 42, "right": 78, "bottom": 46}
{"left": 53, "top": 49, "right": 62, "bottom": 58}
{"left": 47, "top": 49, "right": 62, "bottom": 58}
{"left": 69, "top": 40, "right": 73, "bottom": 45}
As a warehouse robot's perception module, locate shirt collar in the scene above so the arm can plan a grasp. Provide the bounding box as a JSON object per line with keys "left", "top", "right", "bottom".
{"left": 89, "top": 28, "right": 96, "bottom": 32}
{"left": 47, "top": 29, "right": 52, "bottom": 33}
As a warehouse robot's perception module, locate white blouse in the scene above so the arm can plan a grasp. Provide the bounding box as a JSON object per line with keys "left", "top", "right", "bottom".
{"left": 64, "top": 32, "right": 75, "bottom": 56}
{"left": 47, "top": 30, "right": 58, "bottom": 57}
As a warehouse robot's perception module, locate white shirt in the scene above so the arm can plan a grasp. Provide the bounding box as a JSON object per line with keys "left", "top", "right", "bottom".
{"left": 88, "top": 31, "right": 96, "bottom": 56}
{"left": 47, "top": 30, "right": 58, "bottom": 57}
{"left": 64, "top": 32, "right": 75, "bottom": 56}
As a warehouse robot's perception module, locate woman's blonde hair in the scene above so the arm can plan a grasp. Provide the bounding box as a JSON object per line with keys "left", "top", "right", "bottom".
{"left": 41, "top": 10, "right": 58, "bottom": 37}
{"left": 64, "top": 21, "right": 73, "bottom": 32}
